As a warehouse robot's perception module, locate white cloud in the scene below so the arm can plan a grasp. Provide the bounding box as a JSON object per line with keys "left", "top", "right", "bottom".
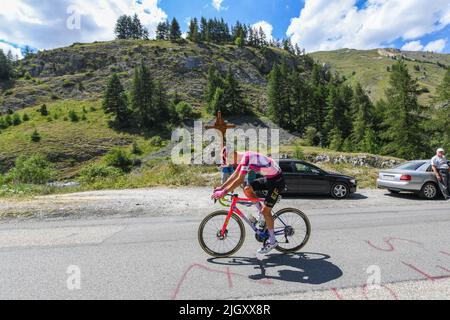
{"left": 0, "top": 42, "right": 23, "bottom": 59}
{"left": 423, "top": 39, "right": 447, "bottom": 53}
{"left": 401, "top": 41, "right": 424, "bottom": 51}
{"left": 286, "top": 0, "right": 450, "bottom": 52}
{"left": 252, "top": 21, "right": 274, "bottom": 41}
{"left": 212, "top": 0, "right": 227, "bottom": 12}
{"left": 401, "top": 38, "right": 447, "bottom": 53}
{"left": 0, "top": 0, "right": 167, "bottom": 51}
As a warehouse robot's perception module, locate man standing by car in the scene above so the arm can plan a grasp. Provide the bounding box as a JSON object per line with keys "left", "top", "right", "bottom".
{"left": 431, "top": 148, "right": 450, "bottom": 199}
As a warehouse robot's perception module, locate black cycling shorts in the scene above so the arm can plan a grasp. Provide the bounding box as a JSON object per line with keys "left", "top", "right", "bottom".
{"left": 250, "top": 174, "right": 285, "bottom": 208}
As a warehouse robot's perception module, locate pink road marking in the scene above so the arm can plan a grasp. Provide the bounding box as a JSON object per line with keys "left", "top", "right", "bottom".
{"left": 330, "top": 288, "right": 344, "bottom": 300}
{"left": 440, "top": 251, "right": 450, "bottom": 257}
{"left": 171, "top": 263, "right": 273, "bottom": 300}
{"left": 402, "top": 262, "right": 450, "bottom": 282}
{"left": 366, "top": 237, "right": 423, "bottom": 252}
{"left": 362, "top": 284, "right": 398, "bottom": 300}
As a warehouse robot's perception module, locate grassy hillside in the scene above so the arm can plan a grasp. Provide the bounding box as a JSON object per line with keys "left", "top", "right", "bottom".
{"left": 0, "top": 100, "right": 163, "bottom": 177}
{"left": 310, "top": 48, "right": 449, "bottom": 104}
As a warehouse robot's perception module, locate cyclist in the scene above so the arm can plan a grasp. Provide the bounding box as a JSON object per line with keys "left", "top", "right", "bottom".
{"left": 212, "top": 151, "right": 285, "bottom": 254}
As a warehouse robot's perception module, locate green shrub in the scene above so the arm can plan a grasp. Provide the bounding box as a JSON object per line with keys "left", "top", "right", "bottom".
{"left": 4, "top": 114, "right": 13, "bottom": 126}
{"left": 0, "top": 117, "right": 8, "bottom": 129}
{"left": 12, "top": 113, "right": 21, "bottom": 126}
{"left": 294, "top": 144, "right": 305, "bottom": 160}
{"left": 31, "top": 129, "right": 41, "bottom": 142}
{"left": 131, "top": 141, "right": 143, "bottom": 155}
{"left": 68, "top": 110, "right": 79, "bottom": 122}
{"left": 149, "top": 136, "right": 163, "bottom": 147}
{"left": 304, "top": 126, "right": 320, "bottom": 146}
{"left": 22, "top": 113, "right": 30, "bottom": 122}
{"left": 79, "top": 164, "right": 122, "bottom": 182}
{"left": 39, "top": 104, "right": 49, "bottom": 116}
{"left": 103, "top": 148, "right": 133, "bottom": 171}
{"left": 6, "top": 155, "right": 54, "bottom": 184}
{"left": 175, "top": 101, "right": 195, "bottom": 122}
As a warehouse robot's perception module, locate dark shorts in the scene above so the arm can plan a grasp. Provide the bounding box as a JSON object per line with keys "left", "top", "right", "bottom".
{"left": 250, "top": 174, "right": 285, "bottom": 208}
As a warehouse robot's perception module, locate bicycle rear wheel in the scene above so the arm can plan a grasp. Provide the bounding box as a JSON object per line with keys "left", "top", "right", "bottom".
{"left": 273, "top": 208, "right": 311, "bottom": 253}
{"left": 198, "top": 210, "right": 246, "bottom": 257}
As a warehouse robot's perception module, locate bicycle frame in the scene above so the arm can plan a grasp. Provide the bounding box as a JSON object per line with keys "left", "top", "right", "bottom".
{"left": 219, "top": 194, "right": 287, "bottom": 238}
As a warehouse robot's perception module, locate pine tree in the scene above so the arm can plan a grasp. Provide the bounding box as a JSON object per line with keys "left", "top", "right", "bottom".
{"left": 200, "top": 17, "right": 209, "bottom": 42}
{"left": 0, "top": 49, "right": 13, "bottom": 81}
{"left": 268, "top": 64, "right": 286, "bottom": 127}
{"left": 39, "top": 104, "right": 48, "bottom": 116}
{"left": 223, "top": 66, "right": 247, "bottom": 115}
{"left": 156, "top": 21, "right": 170, "bottom": 40}
{"left": 152, "top": 80, "right": 169, "bottom": 125}
{"left": 103, "top": 74, "right": 130, "bottom": 127}
{"left": 427, "top": 69, "right": 450, "bottom": 152}
{"left": 209, "top": 88, "right": 225, "bottom": 115}
{"left": 350, "top": 83, "right": 375, "bottom": 151}
{"left": 187, "top": 18, "right": 200, "bottom": 42}
{"left": 258, "top": 27, "right": 268, "bottom": 47}
{"left": 23, "top": 46, "right": 33, "bottom": 58}
{"left": 435, "top": 69, "right": 450, "bottom": 103}
{"left": 289, "top": 68, "right": 310, "bottom": 133}
{"left": 169, "top": 18, "right": 182, "bottom": 41}
{"left": 115, "top": 15, "right": 133, "bottom": 39}
{"left": 310, "top": 83, "right": 328, "bottom": 144}
{"left": 31, "top": 129, "right": 41, "bottom": 142}
{"left": 381, "top": 61, "right": 426, "bottom": 159}
{"left": 323, "top": 85, "right": 339, "bottom": 146}
{"left": 12, "top": 113, "right": 21, "bottom": 126}
{"left": 131, "top": 14, "right": 149, "bottom": 39}
{"left": 360, "top": 127, "right": 379, "bottom": 154}
{"left": 205, "top": 66, "right": 224, "bottom": 113}
{"left": 328, "top": 127, "right": 343, "bottom": 151}
{"left": 131, "top": 63, "right": 155, "bottom": 129}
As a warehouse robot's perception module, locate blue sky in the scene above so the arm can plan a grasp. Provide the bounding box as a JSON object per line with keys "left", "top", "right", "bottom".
{"left": 0, "top": 0, "right": 449, "bottom": 58}
{"left": 158, "top": 0, "right": 304, "bottom": 40}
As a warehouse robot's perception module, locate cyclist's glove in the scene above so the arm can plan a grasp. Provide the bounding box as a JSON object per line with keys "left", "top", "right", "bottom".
{"left": 212, "top": 189, "right": 228, "bottom": 199}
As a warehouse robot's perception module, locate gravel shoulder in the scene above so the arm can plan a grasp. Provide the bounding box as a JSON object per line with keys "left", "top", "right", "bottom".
{"left": 0, "top": 187, "right": 448, "bottom": 222}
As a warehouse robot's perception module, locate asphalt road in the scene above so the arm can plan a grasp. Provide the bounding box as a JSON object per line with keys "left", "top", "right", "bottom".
{"left": 0, "top": 188, "right": 449, "bottom": 300}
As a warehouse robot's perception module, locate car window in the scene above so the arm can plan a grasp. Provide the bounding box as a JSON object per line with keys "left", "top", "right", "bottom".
{"left": 294, "top": 163, "right": 321, "bottom": 174}
{"left": 393, "top": 161, "right": 426, "bottom": 171}
{"left": 280, "top": 163, "right": 294, "bottom": 173}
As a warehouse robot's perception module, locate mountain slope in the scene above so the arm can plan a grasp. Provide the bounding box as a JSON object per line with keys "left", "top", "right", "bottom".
{"left": 310, "top": 48, "right": 449, "bottom": 104}
{"left": 1, "top": 40, "right": 303, "bottom": 114}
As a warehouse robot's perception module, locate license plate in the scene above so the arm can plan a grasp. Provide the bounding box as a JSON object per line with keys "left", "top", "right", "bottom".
{"left": 383, "top": 175, "right": 395, "bottom": 181}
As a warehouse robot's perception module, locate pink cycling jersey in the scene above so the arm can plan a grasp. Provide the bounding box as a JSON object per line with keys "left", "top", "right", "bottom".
{"left": 236, "top": 151, "right": 281, "bottom": 179}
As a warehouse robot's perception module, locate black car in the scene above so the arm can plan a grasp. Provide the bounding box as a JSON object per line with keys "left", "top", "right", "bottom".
{"left": 278, "top": 159, "right": 357, "bottom": 199}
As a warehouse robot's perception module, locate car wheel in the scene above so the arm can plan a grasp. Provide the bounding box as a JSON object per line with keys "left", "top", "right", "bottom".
{"left": 388, "top": 189, "right": 400, "bottom": 194}
{"left": 419, "top": 182, "right": 438, "bottom": 200}
{"left": 331, "top": 183, "right": 349, "bottom": 199}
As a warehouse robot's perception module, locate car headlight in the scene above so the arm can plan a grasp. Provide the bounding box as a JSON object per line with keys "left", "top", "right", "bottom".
{"left": 350, "top": 179, "right": 356, "bottom": 185}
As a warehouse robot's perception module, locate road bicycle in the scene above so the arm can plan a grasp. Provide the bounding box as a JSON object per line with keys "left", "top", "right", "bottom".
{"left": 198, "top": 193, "right": 311, "bottom": 257}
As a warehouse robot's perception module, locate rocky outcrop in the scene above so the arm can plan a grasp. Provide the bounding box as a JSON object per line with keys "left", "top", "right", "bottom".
{"left": 282, "top": 152, "right": 402, "bottom": 169}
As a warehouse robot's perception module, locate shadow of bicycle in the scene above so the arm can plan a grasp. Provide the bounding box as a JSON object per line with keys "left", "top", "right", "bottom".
{"left": 207, "top": 252, "right": 343, "bottom": 285}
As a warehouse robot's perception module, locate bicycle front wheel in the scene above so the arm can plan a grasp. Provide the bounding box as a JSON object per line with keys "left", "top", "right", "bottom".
{"left": 198, "top": 210, "right": 246, "bottom": 258}
{"left": 273, "top": 208, "right": 311, "bottom": 253}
